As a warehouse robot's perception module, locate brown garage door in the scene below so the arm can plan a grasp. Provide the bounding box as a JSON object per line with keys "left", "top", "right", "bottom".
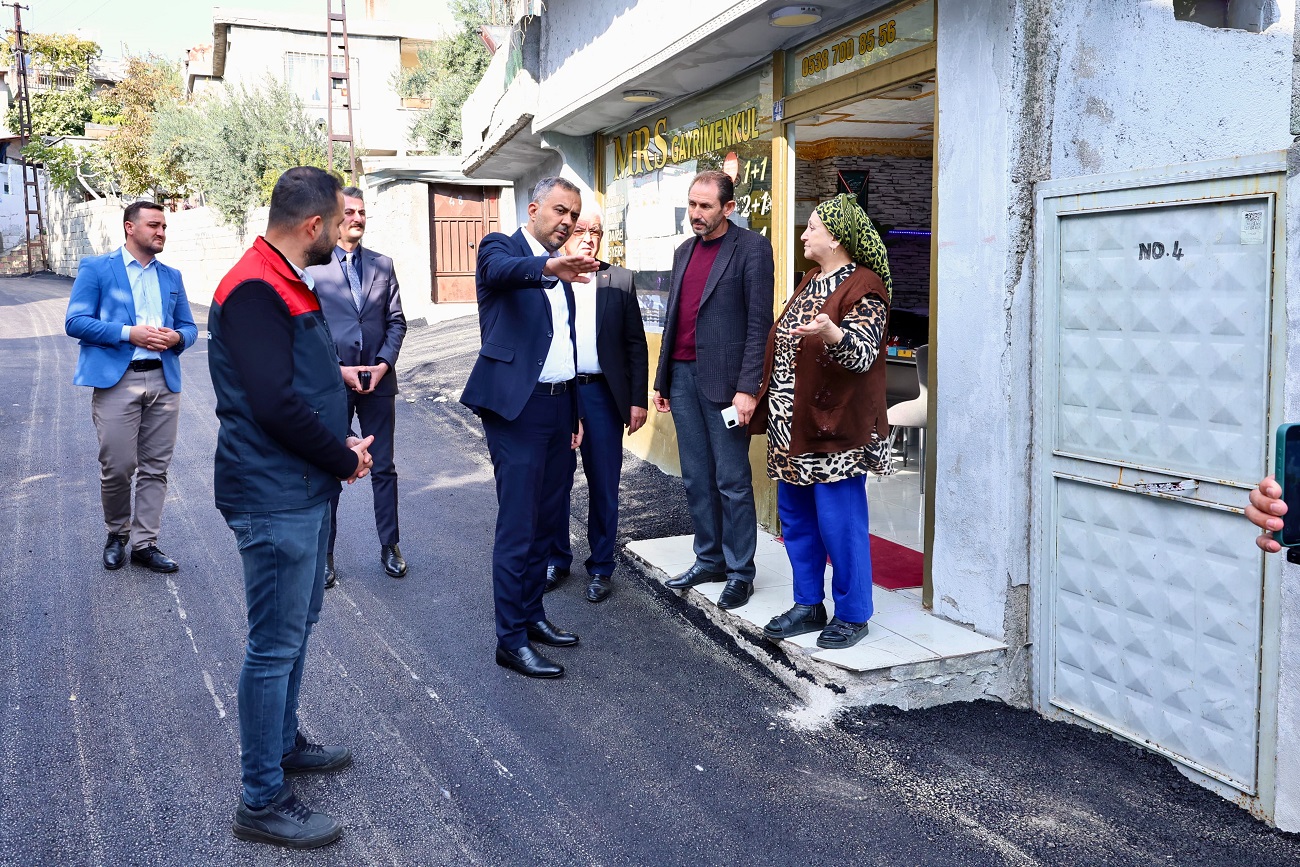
{"left": 430, "top": 184, "right": 499, "bottom": 303}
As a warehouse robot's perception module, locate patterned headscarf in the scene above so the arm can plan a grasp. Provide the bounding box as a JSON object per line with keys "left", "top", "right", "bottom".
{"left": 814, "top": 194, "right": 892, "bottom": 299}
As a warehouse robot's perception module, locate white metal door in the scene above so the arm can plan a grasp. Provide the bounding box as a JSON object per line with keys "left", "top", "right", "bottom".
{"left": 1035, "top": 156, "right": 1285, "bottom": 797}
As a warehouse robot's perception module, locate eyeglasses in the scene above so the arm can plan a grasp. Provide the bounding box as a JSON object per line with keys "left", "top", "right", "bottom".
{"left": 574, "top": 227, "right": 604, "bottom": 239}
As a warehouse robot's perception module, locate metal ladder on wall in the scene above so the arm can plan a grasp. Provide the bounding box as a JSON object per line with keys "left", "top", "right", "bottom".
{"left": 325, "top": 0, "right": 358, "bottom": 181}
{"left": 7, "top": 2, "right": 45, "bottom": 274}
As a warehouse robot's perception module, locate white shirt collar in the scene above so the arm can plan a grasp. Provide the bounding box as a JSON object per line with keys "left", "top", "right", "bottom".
{"left": 521, "top": 227, "right": 551, "bottom": 258}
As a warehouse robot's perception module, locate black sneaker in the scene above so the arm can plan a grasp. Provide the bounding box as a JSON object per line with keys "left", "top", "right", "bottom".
{"left": 232, "top": 782, "right": 341, "bottom": 849}
{"left": 281, "top": 731, "right": 352, "bottom": 775}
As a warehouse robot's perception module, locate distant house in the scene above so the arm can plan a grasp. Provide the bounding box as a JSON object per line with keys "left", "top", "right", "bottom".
{"left": 186, "top": 5, "right": 449, "bottom": 157}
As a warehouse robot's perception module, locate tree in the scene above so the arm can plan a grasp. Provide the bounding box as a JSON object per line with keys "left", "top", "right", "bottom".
{"left": 150, "top": 80, "right": 347, "bottom": 227}
{"left": 97, "top": 56, "right": 186, "bottom": 197}
{"left": 2, "top": 32, "right": 105, "bottom": 137}
{"left": 395, "top": 0, "right": 504, "bottom": 154}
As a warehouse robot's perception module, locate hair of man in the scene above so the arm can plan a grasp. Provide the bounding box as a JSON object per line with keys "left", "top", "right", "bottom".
{"left": 268, "top": 167, "right": 345, "bottom": 231}
{"left": 341, "top": 185, "right": 364, "bottom": 200}
{"left": 123, "top": 200, "right": 164, "bottom": 226}
{"left": 531, "top": 176, "right": 582, "bottom": 205}
{"left": 690, "top": 170, "right": 735, "bottom": 206}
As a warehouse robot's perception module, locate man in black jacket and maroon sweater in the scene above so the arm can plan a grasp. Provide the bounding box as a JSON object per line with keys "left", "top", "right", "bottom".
{"left": 209, "top": 167, "right": 373, "bottom": 850}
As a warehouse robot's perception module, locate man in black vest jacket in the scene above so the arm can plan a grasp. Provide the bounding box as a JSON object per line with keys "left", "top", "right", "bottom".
{"left": 209, "top": 167, "right": 373, "bottom": 850}
{"left": 307, "top": 186, "right": 408, "bottom": 586}
{"left": 545, "top": 204, "right": 648, "bottom": 603}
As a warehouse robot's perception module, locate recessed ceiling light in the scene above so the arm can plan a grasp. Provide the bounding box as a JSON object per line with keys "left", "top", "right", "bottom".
{"left": 769, "top": 5, "right": 822, "bottom": 27}
{"left": 622, "top": 89, "right": 663, "bottom": 103}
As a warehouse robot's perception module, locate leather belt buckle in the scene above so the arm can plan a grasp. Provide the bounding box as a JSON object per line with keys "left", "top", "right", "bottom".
{"left": 536, "top": 379, "right": 570, "bottom": 395}
{"left": 576, "top": 373, "right": 603, "bottom": 385}
{"left": 128, "top": 359, "right": 162, "bottom": 372}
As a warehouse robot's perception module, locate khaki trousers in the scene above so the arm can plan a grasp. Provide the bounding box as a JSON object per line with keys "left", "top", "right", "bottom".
{"left": 91, "top": 367, "right": 181, "bottom": 549}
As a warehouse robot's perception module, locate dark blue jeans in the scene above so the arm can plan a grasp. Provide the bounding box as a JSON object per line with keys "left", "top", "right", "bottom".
{"left": 222, "top": 501, "right": 330, "bottom": 808}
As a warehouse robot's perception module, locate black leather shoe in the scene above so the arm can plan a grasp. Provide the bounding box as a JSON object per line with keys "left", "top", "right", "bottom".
{"left": 586, "top": 575, "right": 612, "bottom": 603}
{"left": 716, "top": 578, "right": 753, "bottom": 610}
{"left": 281, "top": 730, "right": 352, "bottom": 775}
{"left": 763, "top": 602, "right": 828, "bottom": 640}
{"left": 103, "top": 533, "right": 129, "bottom": 571}
{"left": 816, "top": 617, "right": 871, "bottom": 650}
{"left": 323, "top": 554, "right": 337, "bottom": 589}
{"left": 232, "top": 782, "right": 341, "bottom": 849}
{"left": 544, "top": 564, "right": 570, "bottom": 593}
{"left": 131, "top": 545, "right": 178, "bottom": 573}
{"left": 665, "top": 564, "right": 726, "bottom": 589}
{"left": 526, "top": 619, "right": 579, "bottom": 647}
{"left": 495, "top": 644, "right": 564, "bottom": 678}
{"left": 380, "top": 544, "right": 407, "bottom": 578}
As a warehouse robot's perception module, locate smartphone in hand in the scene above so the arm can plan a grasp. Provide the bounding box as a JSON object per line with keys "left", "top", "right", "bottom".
{"left": 358, "top": 370, "right": 372, "bottom": 391}
{"left": 1275, "top": 423, "right": 1300, "bottom": 546}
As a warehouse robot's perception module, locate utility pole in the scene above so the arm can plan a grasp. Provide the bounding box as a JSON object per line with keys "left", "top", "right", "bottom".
{"left": 325, "top": 0, "right": 358, "bottom": 181}
{"left": 5, "top": 1, "right": 44, "bottom": 274}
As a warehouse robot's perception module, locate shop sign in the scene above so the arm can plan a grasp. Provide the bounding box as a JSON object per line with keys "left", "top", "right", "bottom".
{"left": 611, "top": 105, "right": 763, "bottom": 181}
{"left": 785, "top": 0, "right": 934, "bottom": 96}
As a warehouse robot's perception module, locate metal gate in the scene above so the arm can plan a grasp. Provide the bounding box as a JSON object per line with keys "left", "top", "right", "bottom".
{"left": 1034, "top": 155, "right": 1286, "bottom": 802}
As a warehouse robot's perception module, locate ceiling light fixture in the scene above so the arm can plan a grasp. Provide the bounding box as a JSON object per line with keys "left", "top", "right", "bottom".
{"left": 622, "top": 89, "right": 663, "bottom": 103}
{"left": 769, "top": 5, "right": 822, "bottom": 27}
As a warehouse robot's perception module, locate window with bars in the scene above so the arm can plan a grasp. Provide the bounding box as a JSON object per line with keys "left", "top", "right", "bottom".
{"left": 283, "top": 52, "right": 360, "bottom": 109}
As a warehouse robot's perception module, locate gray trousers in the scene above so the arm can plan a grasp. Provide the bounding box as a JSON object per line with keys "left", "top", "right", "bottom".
{"left": 91, "top": 367, "right": 180, "bottom": 549}
{"left": 669, "top": 360, "right": 757, "bottom": 581}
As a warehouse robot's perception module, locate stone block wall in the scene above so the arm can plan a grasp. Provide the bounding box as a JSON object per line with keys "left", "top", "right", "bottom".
{"left": 796, "top": 154, "right": 933, "bottom": 313}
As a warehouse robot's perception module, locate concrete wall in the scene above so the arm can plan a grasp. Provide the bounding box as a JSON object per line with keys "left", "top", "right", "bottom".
{"left": 360, "top": 178, "right": 436, "bottom": 322}
{"left": 0, "top": 164, "right": 45, "bottom": 253}
{"left": 220, "top": 25, "right": 422, "bottom": 155}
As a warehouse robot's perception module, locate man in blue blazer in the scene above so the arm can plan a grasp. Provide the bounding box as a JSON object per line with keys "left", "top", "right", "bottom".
{"left": 307, "top": 186, "right": 408, "bottom": 586}
{"left": 460, "top": 176, "right": 598, "bottom": 679}
{"left": 65, "top": 201, "right": 198, "bottom": 573}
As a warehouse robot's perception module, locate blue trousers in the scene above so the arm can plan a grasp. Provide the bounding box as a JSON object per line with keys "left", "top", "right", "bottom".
{"left": 481, "top": 391, "right": 572, "bottom": 648}
{"left": 222, "top": 501, "right": 330, "bottom": 808}
{"left": 551, "top": 377, "right": 623, "bottom": 577}
{"left": 777, "top": 476, "right": 874, "bottom": 624}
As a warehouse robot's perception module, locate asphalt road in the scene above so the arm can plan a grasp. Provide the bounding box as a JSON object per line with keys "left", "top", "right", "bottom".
{"left": 2, "top": 272, "right": 1298, "bottom": 866}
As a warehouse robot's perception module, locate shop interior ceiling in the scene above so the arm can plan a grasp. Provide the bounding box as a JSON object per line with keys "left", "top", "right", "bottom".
{"left": 796, "top": 79, "right": 934, "bottom": 143}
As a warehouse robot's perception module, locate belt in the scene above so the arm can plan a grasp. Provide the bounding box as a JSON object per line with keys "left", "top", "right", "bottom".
{"left": 575, "top": 373, "right": 604, "bottom": 385}
{"left": 534, "top": 379, "right": 573, "bottom": 395}
{"left": 127, "top": 359, "right": 163, "bottom": 372}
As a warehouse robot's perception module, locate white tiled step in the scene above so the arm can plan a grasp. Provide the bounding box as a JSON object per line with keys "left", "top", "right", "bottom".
{"left": 625, "top": 529, "right": 1006, "bottom": 675}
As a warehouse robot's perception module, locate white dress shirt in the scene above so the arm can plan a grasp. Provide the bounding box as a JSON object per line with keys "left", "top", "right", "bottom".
{"left": 522, "top": 228, "right": 576, "bottom": 384}
{"left": 119, "top": 246, "right": 163, "bottom": 361}
{"left": 572, "top": 277, "right": 601, "bottom": 374}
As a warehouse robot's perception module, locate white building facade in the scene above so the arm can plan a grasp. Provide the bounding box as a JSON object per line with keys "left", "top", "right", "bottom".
{"left": 460, "top": 0, "right": 1300, "bottom": 830}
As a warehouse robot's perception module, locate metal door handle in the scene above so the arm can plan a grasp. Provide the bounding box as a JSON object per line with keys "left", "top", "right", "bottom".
{"left": 468, "top": 241, "right": 475, "bottom": 248}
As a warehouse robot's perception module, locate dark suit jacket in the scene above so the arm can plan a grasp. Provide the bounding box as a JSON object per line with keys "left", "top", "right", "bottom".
{"left": 308, "top": 245, "right": 407, "bottom": 396}
{"left": 653, "top": 220, "right": 774, "bottom": 403}
{"left": 460, "top": 229, "right": 580, "bottom": 429}
{"left": 587, "top": 262, "right": 648, "bottom": 425}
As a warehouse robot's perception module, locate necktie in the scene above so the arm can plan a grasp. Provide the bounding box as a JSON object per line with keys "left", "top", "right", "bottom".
{"left": 344, "top": 252, "right": 363, "bottom": 311}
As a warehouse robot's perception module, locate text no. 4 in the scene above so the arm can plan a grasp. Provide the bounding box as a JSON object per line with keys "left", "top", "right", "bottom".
{"left": 1137, "top": 241, "right": 1184, "bottom": 261}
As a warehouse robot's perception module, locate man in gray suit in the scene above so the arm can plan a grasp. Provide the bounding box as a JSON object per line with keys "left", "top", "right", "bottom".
{"left": 653, "top": 170, "right": 774, "bottom": 610}
{"left": 308, "top": 186, "right": 408, "bottom": 585}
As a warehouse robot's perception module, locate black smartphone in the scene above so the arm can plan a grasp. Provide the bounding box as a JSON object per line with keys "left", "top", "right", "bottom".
{"left": 1275, "top": 424, "right": 1300, "bottom": 547}
{"left": 358, "top": 370, "right": 372, "bottom": 391}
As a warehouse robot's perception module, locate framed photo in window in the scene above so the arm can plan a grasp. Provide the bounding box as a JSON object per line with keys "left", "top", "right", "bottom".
{"left": 835, "top": 169, "right": 869, "bottom": 212}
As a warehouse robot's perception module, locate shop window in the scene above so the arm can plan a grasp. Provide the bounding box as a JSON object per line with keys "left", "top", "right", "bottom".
{"left": 1172, "top": 0, "right": 1280, "bottom": 31}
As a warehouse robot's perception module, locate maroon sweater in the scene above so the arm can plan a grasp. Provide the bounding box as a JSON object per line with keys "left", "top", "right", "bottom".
{"left": 670, "top": 234, "right": 725, "bottom": 361}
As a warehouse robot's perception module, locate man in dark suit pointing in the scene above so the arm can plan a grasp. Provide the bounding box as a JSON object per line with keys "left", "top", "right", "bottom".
{"left": 545, "top": 203, "right": 648, "bottom": 604}
{"left": 461, "top": 177, "right": 598, "bottom": 678}
{"left": 308, "top": 186, "right": 408, "bottom": 586}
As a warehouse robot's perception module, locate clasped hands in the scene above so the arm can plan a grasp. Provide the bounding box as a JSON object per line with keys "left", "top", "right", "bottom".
{"left": 341, "top": 362, "right": 389, "bottom": 394}
{"left": 128, "top": 324, "right": 181, "bottom": 352}
{"left": 343, "top": 435, "right": 375, "bottom": 484}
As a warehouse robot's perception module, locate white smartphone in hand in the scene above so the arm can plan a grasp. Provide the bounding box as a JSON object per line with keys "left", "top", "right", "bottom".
{"left": 721, "top": 405, "right": 740, "bottom": 429}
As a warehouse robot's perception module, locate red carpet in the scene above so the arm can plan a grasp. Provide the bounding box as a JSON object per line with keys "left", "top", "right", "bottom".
{"left": 868, "top": 534, "right": 924, "bottom": 590}
{"left": 772, "top": 535, "right": 924, "bottom": 590}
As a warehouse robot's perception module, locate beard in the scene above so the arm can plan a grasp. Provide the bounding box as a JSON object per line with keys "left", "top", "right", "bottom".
{"left": 306, "top": 232, "right": 336, "bottom": 267}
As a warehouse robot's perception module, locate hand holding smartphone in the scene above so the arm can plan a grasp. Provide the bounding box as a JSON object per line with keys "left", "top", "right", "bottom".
{"left": 721, "top": 405, "right": 740, "bottom": 429}
{"left": 1274, "top": 424, "right": 1300, "bottom": 547}
{"left": 358, "top": 369, "right": 372, "bottom": 391}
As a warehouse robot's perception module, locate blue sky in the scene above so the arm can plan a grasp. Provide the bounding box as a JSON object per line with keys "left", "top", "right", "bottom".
{"left": 33, "top": 0, "right": 455, "bottom": 59}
